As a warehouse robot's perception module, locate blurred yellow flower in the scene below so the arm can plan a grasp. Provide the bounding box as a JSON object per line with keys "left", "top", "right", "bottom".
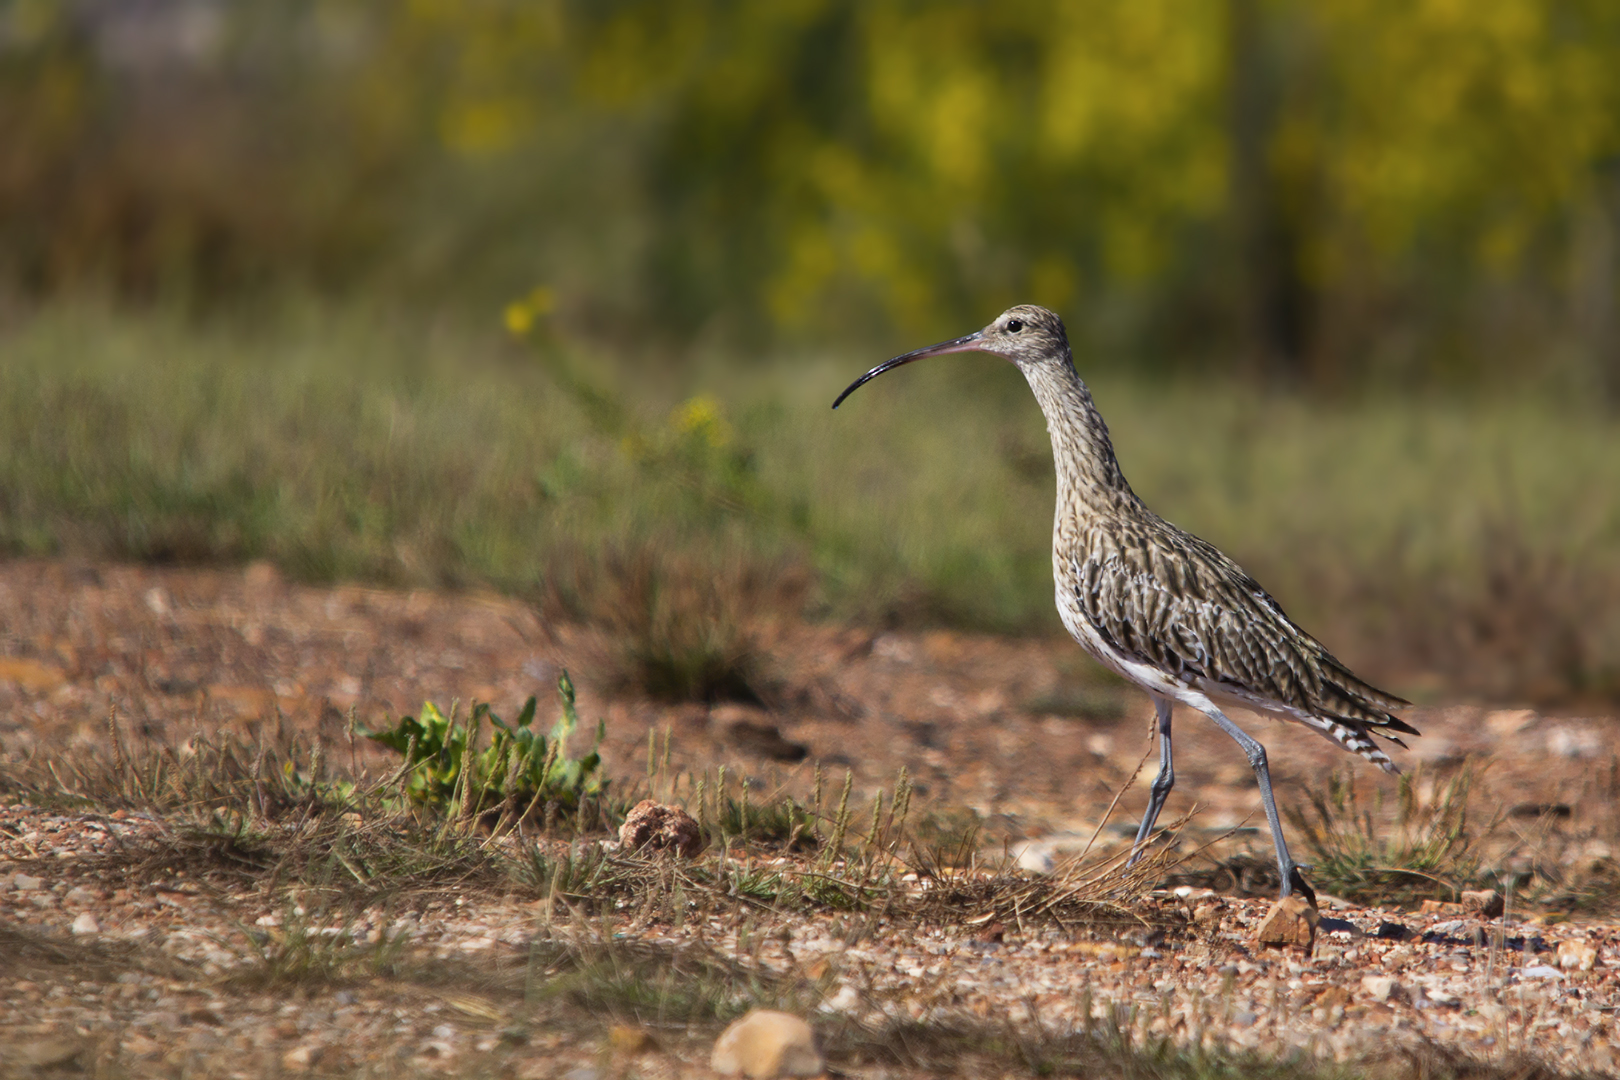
{"left": 503, "top": 285, "right": 556, "bottom": 337}
{"left": 503, "top": 302, "right": 535, "bottom": 336}
{"left": 672, "top": 394, "right": 731, "bottom": 449}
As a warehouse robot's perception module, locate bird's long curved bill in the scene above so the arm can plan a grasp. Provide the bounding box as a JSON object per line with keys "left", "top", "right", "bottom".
{"left": 831, "top": 331, "right": 984, "bottom": 409}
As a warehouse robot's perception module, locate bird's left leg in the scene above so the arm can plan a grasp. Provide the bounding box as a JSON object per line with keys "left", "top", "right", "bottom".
{"left": 1127, "top": 695, "right": 1175, "bottom": 866}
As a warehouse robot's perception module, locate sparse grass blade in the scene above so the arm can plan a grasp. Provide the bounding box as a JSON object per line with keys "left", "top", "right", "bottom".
{"left": 1286, "top": 766, "right": 1488, "bottom": 906}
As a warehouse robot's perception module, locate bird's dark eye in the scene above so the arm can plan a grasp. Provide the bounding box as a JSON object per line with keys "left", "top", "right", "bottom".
{"left": 1006, "top": 319, "right": 1024, "bottom": 333}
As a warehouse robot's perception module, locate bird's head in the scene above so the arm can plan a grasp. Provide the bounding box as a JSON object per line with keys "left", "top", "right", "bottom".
{"left": 832, "top": 304, "right": 1070, "bottom": 408}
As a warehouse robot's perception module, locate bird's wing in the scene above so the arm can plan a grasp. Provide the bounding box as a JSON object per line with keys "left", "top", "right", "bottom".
{"left": 1070, "top": 527, "right": 1416, "bottom": 737}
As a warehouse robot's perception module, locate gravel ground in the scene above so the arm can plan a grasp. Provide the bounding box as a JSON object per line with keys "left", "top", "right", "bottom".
{"left": 2, "top": 560, "right": 1619, "bottom": 1077}
{"left": 3, "top": 796, "right": 1619, "bottom": 1078}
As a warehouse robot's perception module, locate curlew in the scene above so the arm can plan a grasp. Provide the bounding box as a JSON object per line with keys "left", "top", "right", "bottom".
{"left": 833, "top": 305, "right": 1418, "bottom": 898}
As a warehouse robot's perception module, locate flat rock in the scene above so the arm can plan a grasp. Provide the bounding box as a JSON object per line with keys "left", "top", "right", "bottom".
{"left": 711, "top": 1009, "right": 823, "bottom": 1079}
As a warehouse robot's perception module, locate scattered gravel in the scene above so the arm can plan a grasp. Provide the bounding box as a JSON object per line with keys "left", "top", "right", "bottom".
{"left": 3, "top": 561, "right": 1619, "bottom": 1077}
{"left": 4, "top": 800, "right": 1619, "bottom": 1076}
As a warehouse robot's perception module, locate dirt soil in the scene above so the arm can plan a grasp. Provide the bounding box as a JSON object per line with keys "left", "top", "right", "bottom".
{"left": 2, "top": 560, "right": 1620, "bottom": 1077}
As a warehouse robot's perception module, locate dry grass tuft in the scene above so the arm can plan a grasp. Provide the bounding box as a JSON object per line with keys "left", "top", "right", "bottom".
{"left": 1286, "top": 766, "right": 1488, "bottom": 907}
{"left": 543, "top": 542, "right": 810, "bottom": 704}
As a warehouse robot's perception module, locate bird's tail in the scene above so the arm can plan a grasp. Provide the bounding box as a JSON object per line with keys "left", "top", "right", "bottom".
{"left": 1297, "top": 713, "right": 1403, "bottom": 774}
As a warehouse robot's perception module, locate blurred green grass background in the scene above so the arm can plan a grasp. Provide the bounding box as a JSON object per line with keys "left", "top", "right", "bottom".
{"left": 3, "top": 301, "right": 1617, "bottom": 703}
{"left": 4, "top": 1, "right": 1620, "bottom": 704}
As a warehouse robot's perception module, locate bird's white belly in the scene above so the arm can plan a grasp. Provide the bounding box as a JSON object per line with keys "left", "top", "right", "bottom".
{"left": 1054, "top": 583, "right": 1189, "bottom": 701}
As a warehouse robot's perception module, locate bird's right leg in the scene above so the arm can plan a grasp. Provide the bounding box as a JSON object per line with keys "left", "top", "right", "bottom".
{"left": 1193, "top": 702, "right": 1301, "bottom": 898}
{"left": 1127, "top": 695, "right": 1175, "bottom": 866}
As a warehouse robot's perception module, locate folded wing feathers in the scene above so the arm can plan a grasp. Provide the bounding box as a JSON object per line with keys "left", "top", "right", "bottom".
{"left": 1072, "top": 524, "right": 1420, "bottom": 759}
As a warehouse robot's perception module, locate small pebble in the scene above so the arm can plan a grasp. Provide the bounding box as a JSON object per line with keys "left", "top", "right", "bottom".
{"left": 71, "top": 912, "right": 100, "bottom": 935}
{"left": 281, "top": 1045, "right": 318, "bottom": 1072}
{"left": 1360, "top": 975, "right": 1399, "bottom": 1002}
{"left": 712, "top": 1010, "right": 823, "bottom": 1079}
{"left": 1557, "top": 940, "right": 1598, "bottom": 972}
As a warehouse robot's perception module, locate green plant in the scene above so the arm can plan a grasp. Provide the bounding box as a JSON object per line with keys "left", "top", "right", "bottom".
{"left": 1287, "top": 767, "right": 1487, "bottom": 906}
{"left": 365, "top": 671, "right": 607, "bottom": 818}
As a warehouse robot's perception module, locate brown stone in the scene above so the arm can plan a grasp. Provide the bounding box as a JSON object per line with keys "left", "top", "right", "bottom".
{"left": 711, "top": 1010, "right": 823, "bottom": 1079}
{"left": 618, "top": 799, "right": 705, "bottom": 858}
{"left": 1254, "top": 894, "right": 1319, "bottom": 950}
{"left": 1315, "top": 986, "right": 1351, "bottom": 1008}
{"left": 1460, "top": 889, "right": 1505, "bottom": 918}
{"left": 1421, "top": 890, "right": 1504, "bottom": 919}
{"left": 1420, "top": 899, "right": 1467, "bottom": 916}
{"left": 1558, "top": 939, "right": 1599, "bottom": 972}
{"left": 607, "top": 1023, "right": 657, "bottom": 1055}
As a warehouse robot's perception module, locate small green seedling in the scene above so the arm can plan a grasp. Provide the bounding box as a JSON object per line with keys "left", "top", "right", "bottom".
{"left": 365, "top": 671, "right": 607, "bottom": 815}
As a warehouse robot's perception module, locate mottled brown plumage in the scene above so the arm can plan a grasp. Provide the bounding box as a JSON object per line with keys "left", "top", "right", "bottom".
{"left": 834, "top": 303, "right": 1419, "bottom": 898}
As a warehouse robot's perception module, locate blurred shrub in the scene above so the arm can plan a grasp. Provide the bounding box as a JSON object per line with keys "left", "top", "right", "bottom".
{"left": 3, "top": 0, "right": 1620, "bottom": 385}
{"left": 543, "top": 541, "right": 810, "bottom": 704}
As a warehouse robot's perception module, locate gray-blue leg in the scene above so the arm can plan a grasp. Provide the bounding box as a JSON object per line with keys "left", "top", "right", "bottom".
{"left": 1198, "top": 703, "right": 1299, "bottom": 897}
{"left": 1127, "top": 696, "right": 1175, "bottom": 866}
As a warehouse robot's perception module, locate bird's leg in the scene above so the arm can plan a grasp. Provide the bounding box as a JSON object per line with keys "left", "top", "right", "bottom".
{"left": 1196, "top": 704, "right": 1299, "bottom": 898}
{"left": 1127, "top": 696, "right": 1175, "bottom": 866}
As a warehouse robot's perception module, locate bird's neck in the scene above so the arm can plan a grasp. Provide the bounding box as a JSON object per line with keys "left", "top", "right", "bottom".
{"left": 1020, "top": 355, "right": 1135, "bottom": 514}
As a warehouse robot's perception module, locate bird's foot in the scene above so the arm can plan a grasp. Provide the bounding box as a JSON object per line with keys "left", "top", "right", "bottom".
{"left": 1282, "top": 866, "right": 1317, "bottom": 907}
